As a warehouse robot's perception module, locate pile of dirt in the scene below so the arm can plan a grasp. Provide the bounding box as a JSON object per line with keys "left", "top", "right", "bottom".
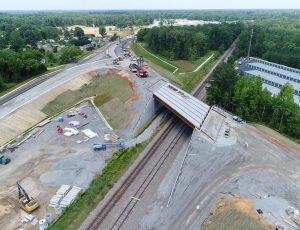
{"left": 202, "top": 197, "right": 273, "bottom": 230}
{"left": 107, "top": 69, "right": 140, "bottom": 107}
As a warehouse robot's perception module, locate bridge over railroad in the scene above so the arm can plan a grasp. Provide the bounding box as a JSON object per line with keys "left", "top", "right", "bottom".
{"left": 153, "top": 83, "right": 211, "bottom": 129}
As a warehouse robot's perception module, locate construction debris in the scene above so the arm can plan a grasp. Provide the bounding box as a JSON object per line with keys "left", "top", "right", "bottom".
{"left": 104, "top": 133, "right": 120, "bottom": 143}
{"left": 82, "top": 129, "right": 98, "bottom": 138}
{"left": 21, "top": 214, "right": 38, "bottom": 226}
{"left": 63, "top": 127, "right": 79, "bottom": 137}
{"left": 68, "top": 121, "right": 80, "bottom": 127}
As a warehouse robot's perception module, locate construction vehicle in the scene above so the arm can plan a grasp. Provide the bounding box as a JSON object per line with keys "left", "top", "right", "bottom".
{"left": 135, "top": 56, "right": 148, "bottom": 77}
{"left": 92, "top": 141, "right": 125, "bottom": 151}
{"left": 17, "top": 182, "right": 39, "bottom": 213}
{"left": 0, "top": 155, "right": 10, "bottom": 165}
{"left": 129, "top": 63, "right": 139, "bottom": 73}
{"left": 113, "top": 58, "right": 120, "bottom": 65}
{"left": 137, "top": 69, "right": 148, "bottom": 78}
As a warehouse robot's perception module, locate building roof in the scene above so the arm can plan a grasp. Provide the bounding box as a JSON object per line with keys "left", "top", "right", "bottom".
{"left": 261, "top": 83, "right": 300, "bottom": 106}
{"left": 153, "top": 83, "right": 210, "bottom": 129}
{"left": 248, "top": 62, "right": 300, "bottom": 82}
{"left": 249, "top": 57, "right": 300, "bottom": 74}
{"left": 246, "top": 70, "right": 300, "bottom": 89}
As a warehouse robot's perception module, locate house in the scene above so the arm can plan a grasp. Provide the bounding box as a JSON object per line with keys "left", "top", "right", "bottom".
{"left": 80, "top": 44, "right": 93, "bottom": 51}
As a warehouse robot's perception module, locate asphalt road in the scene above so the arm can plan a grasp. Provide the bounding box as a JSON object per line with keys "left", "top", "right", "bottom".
{"left": 80, "top": 39, "right": 239, "bottom": 230}
{"left": 0, "top": 38, "right": 133, "bottom": 120}
{"left": 0, "top": 43, "right": 112, "bottom": 107}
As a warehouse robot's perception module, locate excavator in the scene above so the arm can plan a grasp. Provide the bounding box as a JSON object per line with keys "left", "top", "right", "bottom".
{"left": 17, "top": 182, "right": 39, "bottom": 213}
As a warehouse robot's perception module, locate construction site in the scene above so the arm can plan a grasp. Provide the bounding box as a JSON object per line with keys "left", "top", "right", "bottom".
{"left": 0, "top": 35, "right": 300, "bottom": 230}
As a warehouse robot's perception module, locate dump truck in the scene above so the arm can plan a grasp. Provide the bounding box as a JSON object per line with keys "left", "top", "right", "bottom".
{"left": 17, "top": 182, "right": 39, "bottom": 213}
{"left": 0, "top": 155, "right": 10, "bottom": 165}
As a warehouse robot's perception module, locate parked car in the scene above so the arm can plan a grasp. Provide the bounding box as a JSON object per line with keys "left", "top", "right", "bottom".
{"left": 232, "top": 115, "right": 243, "bottom": 123}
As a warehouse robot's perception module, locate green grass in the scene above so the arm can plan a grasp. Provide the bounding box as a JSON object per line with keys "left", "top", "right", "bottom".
{"left": 42, "top": 75, "right": 133, "bottom": 128}
{"left": 42, "top": 74, "right": 133, "bottom": 129}
{"left": 170, "top": 51, "right": 216, "bottom": 73}
{"left": 130, "top": 43, "right": 219, "bottom": 92}
{"left": 177, "top": 53, "right": 218, "bottom": 92}
{"left": 48, "top": 141, "right": 150, "bottom": 230}
{"left": 202, "top": 208, "right": 267, "bottom": 230}
{"left": 130, "top": 42, "right": 177, "bottom": 73}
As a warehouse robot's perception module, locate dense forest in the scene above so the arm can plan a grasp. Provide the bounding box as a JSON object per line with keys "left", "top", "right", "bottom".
{"left": 0, "top": 12, "right": 154, "bottom": 28}
{"left": 0, "top": 49, "right": 46, "bottom": 90}
{"left": 235, "top": 21, "right": 300, "bottom": 69}
{"left": 1, "top": 10, "right": 300, "bottom": 27}
{"left": 136, "top": 23, "right": 243, "bottom": 60}
{"left": 207, "top": 62, "right": 300, "bottom": 140}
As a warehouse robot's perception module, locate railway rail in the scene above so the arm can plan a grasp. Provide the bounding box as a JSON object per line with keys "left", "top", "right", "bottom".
{"left": 83, "top": 38, "right": 238, "bottom": 230}
{"left": 111, "top": 124, "right": 187, "bottom": 230}
{"left": 87, "top": 119, "right": 186, "bottom": 230}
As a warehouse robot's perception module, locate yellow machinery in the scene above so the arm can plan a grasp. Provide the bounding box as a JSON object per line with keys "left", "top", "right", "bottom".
{"left": 17, "top": 182, "right": 39, "bottom": 213}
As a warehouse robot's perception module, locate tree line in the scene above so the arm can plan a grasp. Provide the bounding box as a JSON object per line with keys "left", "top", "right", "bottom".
{"left": 235, "top": 21, "right": 300, "bottom": 69}
{"left": 207, "top": 62, "right": 300, "bottom": 140}
{"left": 1, "top": 10, "right": 300, "bottom": 28}
{"left": 0, "top": 49, "right": 46, "bottom": 90}
{"left": 137, "top": 23, "right": 243, "bottom": 60}
{"left": 0, "top": 24, "right": 61, "bottom": 50}
{"left": 0, "top": 12, "right": 154, "bottom": 29}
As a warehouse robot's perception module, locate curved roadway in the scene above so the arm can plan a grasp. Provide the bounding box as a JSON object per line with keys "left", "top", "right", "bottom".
{"left": 0, "top": 39, "right": 131, "bottom": 120}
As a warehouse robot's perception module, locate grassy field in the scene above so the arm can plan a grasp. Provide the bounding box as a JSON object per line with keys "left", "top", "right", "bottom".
{"left": 202, "top": 208, "right": 268, "bottom": 230}
{"left": 170, "top": 51, "right": 215, "bottom": 73}
{"left": 48, "top": 141, "right": 150, "bottom": 230}
{"left": 130, "top": 43, "right": 218, "bottom": 92}
{"left": 130, "top": 42, "right": 178, "bottom": 73}
{"left": 68, "top": 25, "right": 131, "bottom": 38}
{"left": 177, "top": 54, "right": 218, "bottom": 92}
{"left": 42, "top": 74, "right": 133, "bottom": 129}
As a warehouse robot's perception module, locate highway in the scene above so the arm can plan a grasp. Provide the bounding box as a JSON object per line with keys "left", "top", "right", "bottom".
{"left": 0, "top": 43, "right": 109, "bottom": 106}
{"left": 80, "top": 39, "right": 238, "bottom": 230}
{"left": 0, "top": 39, "right": 130, "bottom": 120}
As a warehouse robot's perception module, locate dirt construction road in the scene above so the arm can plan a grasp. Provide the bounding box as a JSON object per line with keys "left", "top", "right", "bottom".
{"left": 136, "top": 109, "right": 300, "bottom": 230}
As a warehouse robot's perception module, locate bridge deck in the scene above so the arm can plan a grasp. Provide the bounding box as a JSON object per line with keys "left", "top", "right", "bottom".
{"left": 153, "top": 83, "right": 210, "bottom": 129}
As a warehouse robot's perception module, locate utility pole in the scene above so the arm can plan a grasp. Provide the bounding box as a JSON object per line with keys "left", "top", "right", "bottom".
{"left": 247, "top": 28, "right": 254, "bottom": 59}
{"left": 279, "top": 110, "right": 285, "bottom": 131}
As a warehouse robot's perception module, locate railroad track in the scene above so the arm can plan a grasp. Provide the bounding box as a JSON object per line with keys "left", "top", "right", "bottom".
{"left": 87, "top": 119, "right": 186, "bottom": 230}
{"left": 111, "top": 124, "right": 187, "bottom": 230}
{"left": 84, "top": 39, "right": 238, "bottom": 230}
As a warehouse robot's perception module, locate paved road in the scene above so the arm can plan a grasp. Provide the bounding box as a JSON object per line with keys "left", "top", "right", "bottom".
{"left": 0, "top": 43, "right": 111, "bottom": 107}
{"left": 80, "top": 39, "right": 239, "bottom": 230}
{"left": 0, "top": 38, "right": 132, "bottom": 120}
